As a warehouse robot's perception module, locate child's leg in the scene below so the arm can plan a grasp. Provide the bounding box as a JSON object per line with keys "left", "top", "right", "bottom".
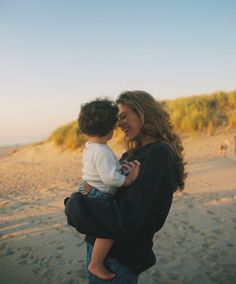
{"left": 88, "top": 238, "right": 115, "bottom": 280}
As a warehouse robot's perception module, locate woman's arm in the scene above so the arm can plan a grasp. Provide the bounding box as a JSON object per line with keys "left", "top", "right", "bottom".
{"left": 65, "top": 144, "right": 175, "bottom": 239}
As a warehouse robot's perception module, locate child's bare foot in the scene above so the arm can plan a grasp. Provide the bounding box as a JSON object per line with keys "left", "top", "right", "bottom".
{"left": 88, "top": 262, "right": 115, "bottom": 280}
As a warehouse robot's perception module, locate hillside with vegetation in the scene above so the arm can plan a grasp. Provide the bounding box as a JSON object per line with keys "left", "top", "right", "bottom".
{"left": 48, "top": 90, "right": 236, "bottom": 149}
{"left": 165, "top": 90, "right": 236, "bottom": 134}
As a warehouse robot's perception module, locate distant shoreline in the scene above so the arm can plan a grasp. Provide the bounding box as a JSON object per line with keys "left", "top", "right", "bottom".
{"left": 0, "top": 144, "right": 32, "bottom": 159}
{"left": 0, "top": 136, "right": 46, "bottom": 148}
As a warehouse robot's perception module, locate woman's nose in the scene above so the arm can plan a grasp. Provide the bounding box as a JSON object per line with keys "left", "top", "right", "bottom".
{"left": 117, "top": 119, "right": 122, "bottom": 128}
{"left": 117, "top": 115, "right": 127, "bottom": 128}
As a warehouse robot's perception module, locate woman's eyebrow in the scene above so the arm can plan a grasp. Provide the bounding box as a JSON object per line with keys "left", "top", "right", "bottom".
{"left": 118, "top": 111, "right": 127, "bottom": 118}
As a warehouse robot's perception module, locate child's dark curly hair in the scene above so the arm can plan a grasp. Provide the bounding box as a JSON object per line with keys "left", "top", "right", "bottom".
{"left": 78, "top": 98, "right": 118, "bottom": 137}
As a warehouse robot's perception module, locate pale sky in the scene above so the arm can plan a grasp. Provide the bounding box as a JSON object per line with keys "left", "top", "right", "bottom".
{"left": 0, "top": 0, "right": 236, "bottom": 145}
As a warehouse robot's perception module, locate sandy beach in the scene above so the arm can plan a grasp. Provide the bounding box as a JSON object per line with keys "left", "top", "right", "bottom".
{"left": 0, "top": 131, "right": 236, "bottom": 284}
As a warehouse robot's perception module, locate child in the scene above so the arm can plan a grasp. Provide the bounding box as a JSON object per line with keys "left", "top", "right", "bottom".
{"left": 78, "top": 98, "right": 140, "bottom": 280}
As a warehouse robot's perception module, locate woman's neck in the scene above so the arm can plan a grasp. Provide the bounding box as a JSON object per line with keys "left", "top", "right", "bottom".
{"left": 141, "top": 136, "right": 156, "bottom": 146}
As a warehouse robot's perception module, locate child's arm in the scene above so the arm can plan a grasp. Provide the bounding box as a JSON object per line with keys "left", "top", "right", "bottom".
{"left": 94, "top": 148, "right": 140, "bottom": 188}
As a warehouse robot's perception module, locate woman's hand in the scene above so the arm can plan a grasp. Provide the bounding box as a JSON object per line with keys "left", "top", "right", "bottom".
{"left": 123, "top": 160, "right": 140, "bottom": 186}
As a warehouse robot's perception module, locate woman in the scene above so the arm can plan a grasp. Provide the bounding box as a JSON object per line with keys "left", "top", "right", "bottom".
{"left": 65, "top": 90, "right": 187, "bottom": 283}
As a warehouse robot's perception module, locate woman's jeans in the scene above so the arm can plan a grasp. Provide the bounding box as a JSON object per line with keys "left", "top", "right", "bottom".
{"left": 86, "top": 243, "right": 138, "bottom": 284}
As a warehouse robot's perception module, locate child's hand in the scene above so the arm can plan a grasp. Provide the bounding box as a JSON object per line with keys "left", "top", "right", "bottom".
{"left": 122, "top": 160, "right": 141, "bottom": 186}
{"left": 121, "top": 160, "right": 140, "bottom": 175}
{"left": 128, "top": 160, "right": 140, "bottom": 183}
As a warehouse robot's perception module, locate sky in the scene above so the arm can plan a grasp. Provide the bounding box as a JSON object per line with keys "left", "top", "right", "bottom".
{"left": 0, "top": 0, "right": 236, "bottom": 145}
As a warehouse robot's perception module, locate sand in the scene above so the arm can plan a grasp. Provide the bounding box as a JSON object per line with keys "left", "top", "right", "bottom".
{"left": 0, "top": 131, "right": 236, "bottom": 284}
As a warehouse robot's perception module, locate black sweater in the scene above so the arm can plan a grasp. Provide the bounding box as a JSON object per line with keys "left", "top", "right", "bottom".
{"left": 65, "top": 142, "right": 177, "bottom": 274}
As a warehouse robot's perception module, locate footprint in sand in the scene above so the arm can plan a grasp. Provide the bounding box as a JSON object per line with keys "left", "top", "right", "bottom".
{"left": 56, "top": 245, "right": 65, "bottom": 250}
{"left": 18, "top": 259, "right": 27, "bottom": 265}
{"left": 206, "top": 234, "right": 218, "bottom": 241}
{"left": 202, "top": 240, "right": 214, "bottom": 250}
{"left": 176, "top": 239, "right": 183, "bottom": 246}
{"left": 224, "top": 241, "right": 234, "bottom": 248}
{"left": 55, "top": 254, "right": 66, "bottom": 265}
{"left": 42, "top": 267, "right": 54, "bottom": 278}
{"left": 188, "top": 224, "right": 200, "bottom": 233}
{"left": 187, "top": 203, "right": 194, "bottom": 208}
{"left": 200, "top": 231, "right": 207, "bottom": 236}
{"left": 20, "top": 252, "right": 30, "bottom": 259}
{"left": 211, "top": 216, "right": 220, "bottom": 222}
{"left": 4, "top": 247, "right": 14, "bottom": 255}
{"left": 56, "top": 227, "right": 64, "bottom": 233}
{"left": 212, "top": 228, "right": 223, "bottom": 234}
{"left": 18, "top": 254, "right": 29, "bottom": 265}
{"left": 31, "top": 258, "right": 39, "bottom": 265}
{"left": 206, "top": 269, "right": 225, "bottom": 282}
{"left": 0, "top": 243, "right": 6, "bottom": 251}
{"left": 207, "top": 252, "right": 222, "bottom": 261}
{"left": 33, "top": 267, "right": 41, "bottom": 274}
{"left": 67, "top": 258, "right": 74, "bottom": 264}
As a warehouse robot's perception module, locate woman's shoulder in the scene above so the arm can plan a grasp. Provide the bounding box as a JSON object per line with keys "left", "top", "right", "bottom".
{"left": 145, "top": 142, "right": 174, "bottom": 163}
{"left": 120, "top": 142, "right": 172, "bottom": 161}
{"left": 119, "top": 143, "right": 173, "bottom": 168}
{"left": 146, "top": 142, "right": 172, "bottom": 154}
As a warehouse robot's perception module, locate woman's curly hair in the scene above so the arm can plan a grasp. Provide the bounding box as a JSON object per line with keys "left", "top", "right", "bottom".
{"left": 78, "top": 98, "right": 118, "bottom": 137}
{"left": 116, "top": 90, "right": 187, "bottom": 191}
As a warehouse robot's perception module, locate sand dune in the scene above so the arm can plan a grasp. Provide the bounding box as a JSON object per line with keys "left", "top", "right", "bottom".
{"left": 0, "top": 131, "right": 236, "bottom": 284}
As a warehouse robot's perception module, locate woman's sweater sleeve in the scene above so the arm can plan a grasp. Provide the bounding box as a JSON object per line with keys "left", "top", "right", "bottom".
{"left": 65, "top": 144, "right": 175, "bottom": 239}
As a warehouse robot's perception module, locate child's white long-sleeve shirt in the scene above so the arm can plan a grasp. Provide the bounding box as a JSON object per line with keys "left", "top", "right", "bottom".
{"left": 82, "top": 142, "right": 125, "bottom": 195}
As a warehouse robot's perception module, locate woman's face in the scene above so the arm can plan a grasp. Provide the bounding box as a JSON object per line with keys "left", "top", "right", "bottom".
{"left": 117, "top": 103, "right": 142, "bottom": 142}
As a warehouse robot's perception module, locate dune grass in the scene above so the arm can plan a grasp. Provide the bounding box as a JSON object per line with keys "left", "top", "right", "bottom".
{"left": 48, "top": 90, "right": 236, "bottom": 149}
{"left": 165, "top": 90, "right": 236, "bottom": 134}
{"left": 48, "top": 121, "right": 86, "bottom": 149}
